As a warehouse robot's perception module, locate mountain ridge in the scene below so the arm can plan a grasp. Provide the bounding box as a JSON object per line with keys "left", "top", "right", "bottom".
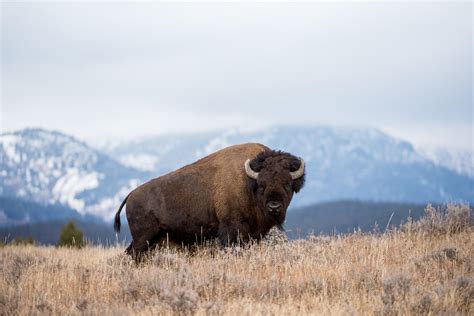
{"left": 1, "top": 126, "right": 472, "bottom": 224}
{"left": 0, "top": 200, "right": 453, "bottom": 244}
{"left": 102, "top": 125, "right": 473, "bottom": 205}
{"left": 0, "top": 128, "right": 151, "bottom": 222}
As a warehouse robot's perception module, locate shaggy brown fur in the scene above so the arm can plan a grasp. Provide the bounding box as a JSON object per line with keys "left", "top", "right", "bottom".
{"left": 114, "top": 143, "right": 305, "bottom": 259}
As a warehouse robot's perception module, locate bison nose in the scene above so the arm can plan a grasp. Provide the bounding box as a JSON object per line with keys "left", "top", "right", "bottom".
{"left": 266, "top": 201, "right": 282, "bottom": 212}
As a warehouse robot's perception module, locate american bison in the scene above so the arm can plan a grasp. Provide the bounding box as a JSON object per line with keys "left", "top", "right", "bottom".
{"left": 114, "top": 143, "right": 305, "bottom": 258}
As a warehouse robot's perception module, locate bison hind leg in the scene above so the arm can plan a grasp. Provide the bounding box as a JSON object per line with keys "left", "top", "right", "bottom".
{"left": 124, "top": 241, "right": 147, "bottom": 264}
{"left": 125, "top": 241, "right": 134, "bottom": 256}
{"left": 127, "top": 230, "right": 167, "bottom": 263}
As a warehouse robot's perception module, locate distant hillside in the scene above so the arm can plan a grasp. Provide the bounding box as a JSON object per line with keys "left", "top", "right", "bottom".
{"left": 0, "top": 128, "right": 150, "bottom": 221}
{"left": 1, "top": 126, "right": 472, "bottom": 223}
{"left": 285, "top": 200, "right": 430, "bottom": 238}
{"left": 0, "top": 219, "right": 131, "bottom": 246}
{"left": 0, "top": 200, "right": 449, "bottom": 245}
{"left": 104, "top": 126, "right": 473, "bottom": 207}
{"left": 0, "top": 196, "right": 96, "bottom": 226}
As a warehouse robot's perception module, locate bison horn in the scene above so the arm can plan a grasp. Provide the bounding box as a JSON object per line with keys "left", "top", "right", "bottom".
{"left": 244, "top": 159, "right": 259, "bottom": 179}
{"left": 290, "top": 159, "right": 305, "bottom": 180}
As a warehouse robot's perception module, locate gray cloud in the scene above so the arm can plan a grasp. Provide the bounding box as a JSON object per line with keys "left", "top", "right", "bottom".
{"left": 1, "top": 2, "right": 472, "bottom": 149}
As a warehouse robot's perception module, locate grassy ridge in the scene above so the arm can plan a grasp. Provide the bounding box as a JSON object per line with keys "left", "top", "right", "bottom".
{"left": 285, "top": 200, "right": 428, "bottom": 237}
{"left": 0, "top": 205, "right": 472, "bottom": 315}
{"left": 1, "top": 200, "right": 430, "bottom": 245}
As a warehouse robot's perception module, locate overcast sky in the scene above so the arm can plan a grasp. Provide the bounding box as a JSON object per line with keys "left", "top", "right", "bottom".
{"left": 1, "top": 2, "right": 472, "bottom": 150}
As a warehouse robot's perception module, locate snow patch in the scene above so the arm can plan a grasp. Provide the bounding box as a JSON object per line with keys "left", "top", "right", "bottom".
{"left": 85, "top": 179, "right": 140, "bottom": 220}
{"left": 0, "top": 135, "right": 21, "bottom": 163}
{"left": 0, "top": 210, "right": 7, "bottom": 224}
{"left": 194, "top": 127, "right": 276, "bottom": 158}
{"left": 52, "top": 169, "right": 101, "bottom": 212}
{"left": 118, "top": 154, "right": 159, "bottom": 171}
{"left": 417, "top": 145, "right": 473, "bottom": 178}
{"left": 196, "top": 132, "right": 234, "bottom": 157}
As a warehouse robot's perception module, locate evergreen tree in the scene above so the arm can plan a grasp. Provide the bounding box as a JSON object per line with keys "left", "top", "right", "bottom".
{"left": 13, "top": 236, "right": 35, "bottom": 245}
{"left": 57, "top": 221, "right": 84, "bottom": 248}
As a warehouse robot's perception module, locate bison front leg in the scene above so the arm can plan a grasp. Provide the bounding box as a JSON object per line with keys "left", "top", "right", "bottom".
{"left": 217, "top": 222, "right": 251, "bottom": 247}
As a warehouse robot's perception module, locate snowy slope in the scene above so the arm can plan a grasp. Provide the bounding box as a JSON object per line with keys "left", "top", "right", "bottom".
{"left": 0, "top": 129, "right": 150, "bottom": 221}
{"left": 416, "top": 145, "right": 473, "bottom": 178}
{"left": 1, "top": 126, "right": 472, "bottom": 224}
{"left": 105, "top": 125, "right": 474, "bottom": 206}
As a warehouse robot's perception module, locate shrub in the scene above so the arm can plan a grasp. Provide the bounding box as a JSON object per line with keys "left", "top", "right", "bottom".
{"left": 382, "top": 273, "right": 411, "bottom": 305}
{"left": 446, "top": 204, "right": 472, "bottom": 233}
{"left": 262, "top": 226, "right": 288, "bottom": 245}
{"left": 12, "top": 236, "right": 35, "bottom": 246}
{"left": 57, "top": 221, "right": 84, "bottom": 248}
{"left": 404, "top": 204, "right": 472, "bottom": 235}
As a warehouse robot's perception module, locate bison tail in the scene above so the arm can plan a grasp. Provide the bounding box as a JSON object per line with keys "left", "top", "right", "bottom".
{"left": 114, "top": 193, "right": 130, "bottom": 233}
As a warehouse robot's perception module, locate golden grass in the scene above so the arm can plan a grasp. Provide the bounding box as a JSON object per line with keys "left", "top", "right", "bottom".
{"left": 1, "top": 205, "right": 473, "bottom": 315}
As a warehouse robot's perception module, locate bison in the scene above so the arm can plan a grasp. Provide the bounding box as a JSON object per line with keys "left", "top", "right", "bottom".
{"left": 114, "top": 143, "right": 305, "bottom": 258}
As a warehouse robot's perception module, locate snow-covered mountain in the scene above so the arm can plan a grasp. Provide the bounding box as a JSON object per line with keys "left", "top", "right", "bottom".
{"left": 416, "top": 145, "right": 473, "bottom": 178}
{"left": 0, "top": 128, "right": 150, "bottom": 222}
{"left": 104, "top": 125, "right": 473, "bottom": 206}
{"left": 102, "top": 126, "right": 474, "bottom": 206}
{"left": 0, "top": 126, "right": 472, "bottom": 224}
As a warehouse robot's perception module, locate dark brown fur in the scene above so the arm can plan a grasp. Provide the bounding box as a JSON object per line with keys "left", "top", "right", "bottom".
{"left": 114, "top": 143, "right": 305, "bottom": 259}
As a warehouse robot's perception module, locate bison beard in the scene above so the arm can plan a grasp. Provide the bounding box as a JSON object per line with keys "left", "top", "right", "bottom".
{"left": 114, "top": 143, "right": 305, "bottom": 260}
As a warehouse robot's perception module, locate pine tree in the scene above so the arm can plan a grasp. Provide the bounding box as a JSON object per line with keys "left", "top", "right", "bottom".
{"left": 13, "top": 236, "right": 35, "bottom": 245}
{"left": 57, "top": 221, "right": 84, "bottom": 248}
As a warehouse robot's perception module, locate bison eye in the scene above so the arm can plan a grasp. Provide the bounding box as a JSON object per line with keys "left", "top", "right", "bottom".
{"left": 258, "top": 186, "right": 265, "bottom": 194}
{"left": 285, "top": 183, "right": 292, "bottom": 192}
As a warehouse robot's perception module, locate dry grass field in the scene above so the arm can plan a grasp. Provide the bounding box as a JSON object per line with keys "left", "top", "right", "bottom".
{"left": 1, "top": 204, "right": 472, "bottom": 315}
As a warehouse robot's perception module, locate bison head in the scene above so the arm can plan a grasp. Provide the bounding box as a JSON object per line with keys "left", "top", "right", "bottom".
{"left": 244, "top": 150, "right": 305, "bottom": 226}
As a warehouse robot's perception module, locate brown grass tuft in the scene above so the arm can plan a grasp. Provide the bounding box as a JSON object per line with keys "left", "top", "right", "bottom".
{"left": 404, "top": 203, "right": 472, "bottom": 236}
{"left": 1, "top": 204, "right": 472, "bottom": 315}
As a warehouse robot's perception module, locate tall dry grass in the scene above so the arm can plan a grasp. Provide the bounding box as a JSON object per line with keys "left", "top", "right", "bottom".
{"left": 1, "top": 204, "right": 472, "bottom": 315}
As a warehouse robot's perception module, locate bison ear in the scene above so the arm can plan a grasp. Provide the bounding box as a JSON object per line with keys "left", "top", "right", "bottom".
{"left": 289, "top": 157, "right": 305, "bottom": 193}
{"left": 289, "top": 158, "right": 302, "bottom": 172}
{"left": 249, "top": 157, "right": 264, "bottom": 172}
{"left": 292, "top": 175, "right": 305, "bottom": 193}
